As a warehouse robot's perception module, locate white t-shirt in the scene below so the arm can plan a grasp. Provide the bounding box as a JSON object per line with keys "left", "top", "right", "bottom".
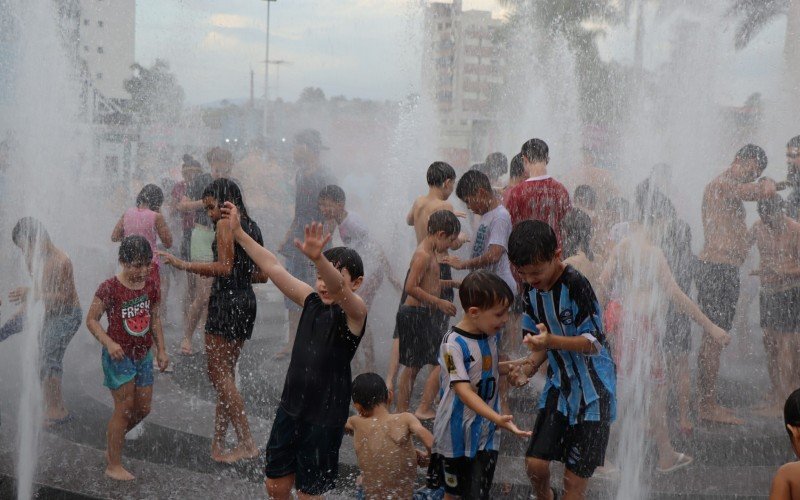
{"left": 432, "top": 326, "right": 501, "bottom": 458}
{"left": 338, "top": 211, "right": 383, "bottom": 293}
{"left": 470, "top": 205, "right": 516, "bottom": 291}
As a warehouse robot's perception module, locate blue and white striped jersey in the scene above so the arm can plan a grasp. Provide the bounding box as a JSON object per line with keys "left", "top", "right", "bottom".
{"left": 521, "top": 265, "right": 617, "bottom": 425}
{"left": 432, "top": 326, "right": 501, "bottom": 458}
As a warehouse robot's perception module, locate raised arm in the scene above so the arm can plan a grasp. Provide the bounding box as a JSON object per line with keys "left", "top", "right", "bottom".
{"left": 110, "top": 216, "right": 125, "bottom": 242}
{"left": 155, "top": 213, "right": 173, "bottom": 249}
{"left": 404, "top": 413, "right": 434, "bottom": 451}
{"left": 296, "top": 222, "right": 368, "bottom": 335}
{"left": 175, "top": 196, "right": 203, "bottom": 213}
{"left": 726, "top": 177, "right": 776, "bottom": 202}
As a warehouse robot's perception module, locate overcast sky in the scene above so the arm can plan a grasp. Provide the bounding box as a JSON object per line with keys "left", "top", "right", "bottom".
{"left": 135, "top": 0, "right": 787, "bottom": 106}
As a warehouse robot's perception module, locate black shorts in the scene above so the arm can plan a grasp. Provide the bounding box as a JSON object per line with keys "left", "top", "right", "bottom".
{"left": 180, "top": 230, "right": 192, "bottom": 261}
{"left": 397, "top": 306, "right": 443, "bottom": 368}
{"left": 205, "top": 288, "right": 257, "bottom": 341}
{"left": 526, "top": 390, "right": 610, "bottom": 478}
{"left": 439, "top": 263, "right": 454, "bottom": 303}
{"left": 432, "top": 451, "right": 498, "bottom": 499}
{"left": 760, "top": 287, "right": 800, "bottom": 332}
{"left": 664, "top": 305, "right": 691, "bottom": 354}
{"left": 264, "top": 407, "right": 344, "bottom": 495}
{"left": 696, "top": 261, "right": 740, "bottom": 331}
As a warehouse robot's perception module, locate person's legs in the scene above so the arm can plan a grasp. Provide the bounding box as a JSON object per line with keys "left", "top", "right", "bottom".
{"left": 386, "top": 337, "right": 401, "bottom": 397}
{"left": 671, "top": 353, "right": 692, "bottom": 433}
{"left": 183, "top": 276, "right": 212, "bottom": 354}
{"left": 776, "top": 333, "right": 795, "bottom": 401}
{"left": 40, "top": 309, "right": 80, "bottom": 422}
{"left": 415, "top": 365, "right": 440, "bottom": 420}
{"left": 396, "top": 365, "right": 420, "bottom": 413}
{"left": 526, "top": 457, "right": 553, "bottom": 500}
{"left": 129, "top": 385, "right": 153, "bottom": 430}
{"left": 106, "top": 381, "right": 136, "bottom": 480}
{"left": 266, "top": 474, "right": 296, "bottom": 500}
{"left": 652, "top": 380, "right": 691, "bottom": 469}
{"left": 561, "top": 470, "right": 589, "bottom": 500}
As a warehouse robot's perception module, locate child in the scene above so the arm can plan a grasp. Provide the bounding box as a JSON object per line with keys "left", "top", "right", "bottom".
{"left": 160, "top": 178, "right": 264, "bottom": 463}
{"left": 6, "top": 217, "right": 82, "bottom": 425}
{"left": 223, "top": 204, "right": 368, "bottom": 498}
{"left": 502, "top": 153, "right": 528, "bottom": 205}
{"left": 748, "top": 195, "right": 800, "bottom": 416}
{"left": 86, "top": 235, "right": 169, "bottom": 481}
{"left": 346, "top": 372, "right": 433, "bottom": 499}
{"left": 507, "top": 220, "right": 616, "bottom": 499}
{"left": 396, "top": 210, "right": 461, "bottom": 414}
{"left": 318, "top": 184, "right": 402, "bottom": 371}
{"left": 770, "top": 388, "right": 800, "bottom": 499}
{"left": 430, "top": 270, "right": 531, "bottom": 500}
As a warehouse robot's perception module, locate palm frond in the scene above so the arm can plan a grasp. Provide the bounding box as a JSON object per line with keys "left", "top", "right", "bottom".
{"left": 726, "top": 0, "right": 787, "bottom": 50}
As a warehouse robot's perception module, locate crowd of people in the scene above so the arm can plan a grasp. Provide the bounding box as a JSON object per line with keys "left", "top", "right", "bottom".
{"left": 1, "top": 129, "right": 800, "bottom": 499}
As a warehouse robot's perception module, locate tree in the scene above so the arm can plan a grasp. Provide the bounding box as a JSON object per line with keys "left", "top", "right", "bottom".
{"left": 124, "top": 59, "right": 185, "bottom": 123}
{"left": 298, "top": 86, "right": 326, "bottom": 104}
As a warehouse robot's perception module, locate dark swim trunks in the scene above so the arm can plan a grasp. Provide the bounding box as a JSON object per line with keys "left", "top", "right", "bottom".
{"left": 696, "top": 261, "right": 740, "bottom": 331}
{"left": 759, "top": 287, "right": 800, "bottom": 332}
{"left": 397, "top": 305, "right": 444, "bottom": 368}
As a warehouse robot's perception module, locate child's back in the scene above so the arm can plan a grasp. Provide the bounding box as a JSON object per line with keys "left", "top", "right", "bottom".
{"left": 350, "top": 412, "right": 419, "bottom": 498}
{"left": 123, "top": 207, "right": 158, "bottom": 256}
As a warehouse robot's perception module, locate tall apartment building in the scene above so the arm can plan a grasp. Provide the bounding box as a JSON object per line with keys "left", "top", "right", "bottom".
{"left": 424, "top": 0, "right": 505, "bottom": 167}
{"left": 77, "top": 0, "right": 135, "bottom": 100}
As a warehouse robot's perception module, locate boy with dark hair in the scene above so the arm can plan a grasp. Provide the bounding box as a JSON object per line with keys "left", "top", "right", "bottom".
{"left": 507, "top": 220, "right": 616, "bottom": 500}
{"left": 573, "top": 184, "right": 597, "bottom": 218}
{"left": 430, "top": 270, "right": 532, "bottom": 500}
{"left": 396, "top": 210, "right": 461, "bottom": 414}
{"left": 505, "top": 138, "right": 571, "bottom": 246}
{"left": 770, "top": 388, "right": 800, "bottom": 498}
{"left": 748, "top": 194, "right": 800, "bottom": 416}
{"left": 224, "top": 205, "right": 368, "bottom": 499}
{"left": 318, "top": 184, "right": 402, "bottom": 371}
{"left": 346, "top": 373, "right": 433, "bottom": 500}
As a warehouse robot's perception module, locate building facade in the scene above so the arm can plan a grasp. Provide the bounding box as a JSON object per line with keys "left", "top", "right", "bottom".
{"left": 77, "top": 0, "right": 135, "bottom": 100}
{"left": 424, "top": 0, "right": 505, "bottom": 168}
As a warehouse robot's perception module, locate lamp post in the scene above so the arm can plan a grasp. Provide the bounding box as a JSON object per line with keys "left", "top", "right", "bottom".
{"left": 261, "top": 0, "right": 277, "bottom": 139}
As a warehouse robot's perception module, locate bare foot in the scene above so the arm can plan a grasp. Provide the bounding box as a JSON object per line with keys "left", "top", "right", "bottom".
{"left": 657, "top": 452, "right": 693, "bottom": 473}
{"left": 700, "top": 405, "right": 744, "bottom": 425}
{"left": 752, "top": 403, "right": 783, "bottom": 418}
{"left": 211, "top": 442, "right": 228, "bottom": 462}
{"left": 217, "top": 445, "right": 259, "bottom": 464}
{"left": 105, "top": 464, "right": 135, "bottom": 481}
{"left": 414, "top": 408, "right": 436, "bottom": 421}
{"left": 678, "top": 416, "right": 693, "bottom": 436}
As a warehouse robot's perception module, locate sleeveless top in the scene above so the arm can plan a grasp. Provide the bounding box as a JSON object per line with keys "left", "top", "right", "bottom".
{"left": 123, "top": 207, "right": 158, "bottom": 262}
{"left": 211, "top": 215, "right": 263, "bottom": 293}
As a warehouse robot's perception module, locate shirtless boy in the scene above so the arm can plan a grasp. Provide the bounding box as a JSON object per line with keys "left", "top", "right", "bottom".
{"left": 748, "top": 195, "right": 800, "bottom": 415}
{"left": 770, "top": 388, "right": 800, "bottom": 500}
{"left": 696, "top": 144, "right": 775, "bottom": 425}
{"left": 346, "top": 372, "right": 433, "bottom": 500}
{"left": 395, "top": 210, "right": 460, "bottom": 414}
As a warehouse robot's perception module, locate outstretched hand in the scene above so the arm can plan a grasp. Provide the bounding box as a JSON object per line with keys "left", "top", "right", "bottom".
{"left": 220, "top": 201, "right": 242, "bottom": 234}
{"left": 708, "top": 325, "right": 731, "bottom": 347}
{"left": 156, "top": 251, "right": 185, "bottom": 271}
{"left": 294, "top": 222, "right": 331, "bottom": 262}
{"left": 523, "top": 323, "right": 550, "bottom": 352}
{"left": 498, "top": 415, "right": 532, "bottom": 438}
{"left": 507, "top": 364, "right": 530, "bottom": 387}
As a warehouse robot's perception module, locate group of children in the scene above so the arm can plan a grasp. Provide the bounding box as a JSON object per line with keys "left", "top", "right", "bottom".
{"left": 4, "top": 133, "right": 800, "bottom": 500}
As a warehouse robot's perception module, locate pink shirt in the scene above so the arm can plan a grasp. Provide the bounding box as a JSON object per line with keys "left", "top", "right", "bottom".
{"left": 123, "top": 207, "right": 159, "bottom": 262}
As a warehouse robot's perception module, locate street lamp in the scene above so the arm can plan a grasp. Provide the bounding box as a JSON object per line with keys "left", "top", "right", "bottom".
{"left": 261, "top": 0, "right": 277, "bottom": 139}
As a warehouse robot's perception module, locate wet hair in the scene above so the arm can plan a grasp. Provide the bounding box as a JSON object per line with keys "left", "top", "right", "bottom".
{"left": 520, "top": 138, "right": 549, "bottom": 163}
{"left": 182, "top": 154, "right": 202, "bottom": 170}
{"left": 734, "top": 144, "right": 768, "bottom": 173}
{"left": 508, "top": 220, "right": 558, "bottom": 266}
{"left": 459, "top": 270, "right": 514, "bottom": 310}
{"left": 456, "top": 170, "right": 492, "bottom": 202}
{"left": 635, "top": 180, "right": 675, "bottom": 224}
{"left": 509, "top": 153, "right": 526, "bottom": 179}
{"left": 757, "top": 193, "right": 785, "bottom": 219}
{"left": 206, "top": 146, "right": 234, "bottom": 166}
{"left": 323, "top": 246, "right": 364, "bottom": 280}
{"left": 119, "top": 235, "right": 152, "bottom": 264}
{"left": 191, "top": 173, "right": 213, "bottom": 200}
{"left": 561, "top": 208, "right": 593, "bottom": 261}
{"left": 787, "top": 136, "right": 800, "bottom": 149}
{"left": 352, "top": 372, "right": 389, "bottom": 410}
{"left": 485, "top": 152, "right": 508, "bottom": 179}
{"left": 319, "top": 184, "right": 346, "bottom": 204}
{"left": 427, "top": 210, "right": 461, "bottom": 236}
{"left": 573, "top": 185, "right": 597, "bottom": 211}
{"left": 426, "top": 161, "right": 456, "bottom": 187}
{"left": 605, "top": 196, "right": 631, "bottom": 221}
{"left": 470, "top": 163, "right": 485, "bottom": 172}
{"left": 12, "top": 217, "right": 50, "bottom": 248}
{"left": 202, "top": 178, "right": 250, "bottom": 219}
{"left": 136, "top": 184, "right": 164, "bottom": 211}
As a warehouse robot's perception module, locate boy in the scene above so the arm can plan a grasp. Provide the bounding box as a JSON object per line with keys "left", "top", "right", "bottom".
{"left": 345, "top": 372, "right": 433, "bottom": 499}
{"left": 223, "top": 204, "right": 368, "bottom": 498}
{"left": 770, "top": 388, "right": 800, "bottom": 499}
{"left": 86, "top": 235, "right": 169, "bottom": 481}
{"left": 318, "top": 184, "right": 402, "bottom": 371}
{"left": 507, "top": 220, "right": 616, "bottom": 500}
{"left": 748, "top": 195, "right": 800, "bottom": 416}
{"left": 502, "top": 153, "right": 528, "bottom": 205}
{"left": 431, "top": 270, "right": 532, "bottom": 500}
{"left": 396, "top": 210, "right": 461, "bottom": 414}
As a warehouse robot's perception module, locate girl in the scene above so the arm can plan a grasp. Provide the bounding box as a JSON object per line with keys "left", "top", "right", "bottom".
{"left": 160, "top": 178, "right": 265, "bottom": 463}
{"left": 86, "top": 236, "right": 169, "bottom": 481}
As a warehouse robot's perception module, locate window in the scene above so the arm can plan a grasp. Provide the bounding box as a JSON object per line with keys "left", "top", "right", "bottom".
{"left": 97, "top": 46, "right": 103, "bottom": 54}
{"left": 97, "top": 20, "right": 103, "bottom": 27}
{"left": 96, "top": 73, "right": 103, "bottom": 79}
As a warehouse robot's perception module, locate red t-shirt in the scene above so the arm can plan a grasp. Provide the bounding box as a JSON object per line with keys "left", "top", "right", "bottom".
{"left": 504, "top": 175, "right": 571, "bottom": 244}
{"left": 95, "top": 276, "right": 160, "bottom": 360}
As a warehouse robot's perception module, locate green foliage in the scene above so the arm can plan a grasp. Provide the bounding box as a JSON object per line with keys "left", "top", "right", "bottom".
{"left": 727, "top": 0, "right": 787, "bottom": 50}
{"left": 124, "top": 59, "right": 185, "bottom": 123}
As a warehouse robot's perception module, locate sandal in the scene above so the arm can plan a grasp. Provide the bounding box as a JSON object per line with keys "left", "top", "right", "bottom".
{"left": 656, "top": 452, "right": 693, "bottom": 473}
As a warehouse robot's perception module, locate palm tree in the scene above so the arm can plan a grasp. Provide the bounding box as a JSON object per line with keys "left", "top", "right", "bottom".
{"left": 728, "top": 0, "right": 800, "bottom": 95}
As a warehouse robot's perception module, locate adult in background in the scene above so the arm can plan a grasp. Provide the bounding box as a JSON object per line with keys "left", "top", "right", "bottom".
{"left": 696, "top": 144, "right": 776, "bottom": 425}
{"left": 784, "top": 135, "right": 800, "bottom": 220}
{"left": 275, "top": 129, "right": 335, "bottom": 359}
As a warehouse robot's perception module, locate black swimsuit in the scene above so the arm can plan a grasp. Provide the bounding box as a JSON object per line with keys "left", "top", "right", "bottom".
{"left": 205, "top": 217, "right": 263, "bottom": 341}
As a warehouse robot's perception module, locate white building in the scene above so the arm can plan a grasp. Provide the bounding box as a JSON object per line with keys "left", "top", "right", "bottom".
{"left": 424, "top": 0, "right": 505, "bottom": 167}
{"left": 77, "top": 0, "right": 135, "bottom": 100}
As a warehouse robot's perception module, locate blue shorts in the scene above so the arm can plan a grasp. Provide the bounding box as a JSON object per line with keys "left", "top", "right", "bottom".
{"left": 41, "top": 307, "right": 82, "bottom": 379}
{"left": 102, "top": 349, "right": 154, "bottom": 390}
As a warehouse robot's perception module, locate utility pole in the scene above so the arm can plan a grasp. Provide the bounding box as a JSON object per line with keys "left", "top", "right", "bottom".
{"left": 261, "top": 0, "right": 277, "bottom": 139}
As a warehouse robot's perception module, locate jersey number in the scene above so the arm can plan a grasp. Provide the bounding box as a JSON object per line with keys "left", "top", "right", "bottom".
{"left": 476, "top": 377, "right": 496, "bottom": 401}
